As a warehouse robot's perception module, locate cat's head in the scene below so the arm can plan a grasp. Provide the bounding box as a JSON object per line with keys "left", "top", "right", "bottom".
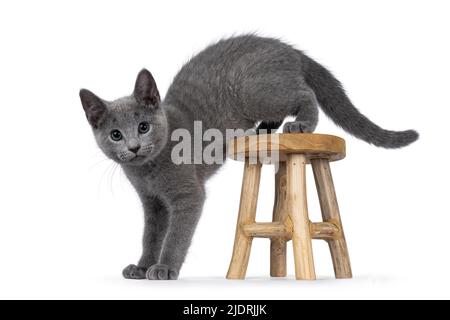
{"left": 79, "top": 69, "right": 168, "bottom": 166}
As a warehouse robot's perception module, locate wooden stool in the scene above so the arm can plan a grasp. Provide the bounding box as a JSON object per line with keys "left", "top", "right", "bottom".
{"left": 226, "top": 133, "right": 352, "bottom": 280}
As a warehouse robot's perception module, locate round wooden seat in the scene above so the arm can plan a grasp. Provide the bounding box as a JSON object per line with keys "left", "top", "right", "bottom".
{"left": 228, "top": 133, "right": 346, "bottom": 163}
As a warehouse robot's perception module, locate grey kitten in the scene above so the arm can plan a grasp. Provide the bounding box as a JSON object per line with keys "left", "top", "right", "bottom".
{"left": 79, "top": 35, "right": 418, "bottom": 280}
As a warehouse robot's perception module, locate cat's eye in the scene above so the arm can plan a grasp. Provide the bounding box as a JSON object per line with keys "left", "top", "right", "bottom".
{"left": 138, "top": 122, "right": 150, "bottom": 134}
{"left": 110, "top": 130, "right": 123, "bottom": 141}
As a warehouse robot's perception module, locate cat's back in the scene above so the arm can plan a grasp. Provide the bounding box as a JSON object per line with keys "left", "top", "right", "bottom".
{"left": 164, "top": 35, "right": 305, "bottom": 131}
{"left": 166, "top": 35, "right": 302, "bottom": 96}
{"left": 186, "top": 35, "right": 292, "bottom": 66}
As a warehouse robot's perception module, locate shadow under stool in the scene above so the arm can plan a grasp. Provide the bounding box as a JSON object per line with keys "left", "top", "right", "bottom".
{"left": 226, "top": 133, "right": 352, "bottom": 280}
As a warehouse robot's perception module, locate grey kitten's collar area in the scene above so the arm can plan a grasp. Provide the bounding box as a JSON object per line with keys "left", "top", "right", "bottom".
{"left": 122, "top": 157, "right": 158, "bottom": 171}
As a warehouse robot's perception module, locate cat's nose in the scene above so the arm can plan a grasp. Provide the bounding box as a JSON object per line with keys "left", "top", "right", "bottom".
{"left": 129, "top": 145, "right": 141, "bottom": 154}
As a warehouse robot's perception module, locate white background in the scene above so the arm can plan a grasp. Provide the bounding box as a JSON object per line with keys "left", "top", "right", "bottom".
{"left": 0, "top": 0, "right": 448, "bottom": 300}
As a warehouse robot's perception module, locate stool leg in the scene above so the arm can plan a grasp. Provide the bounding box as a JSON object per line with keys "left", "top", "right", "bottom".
{"left": 311, "top": 159, "right": 352, "bottom": 279}
{"left": 270, "top": 163, "right": 288, "bottom": 277}
{"left": 227, "top": 161, "right": 262, "bottom": 279}
{"left": 287, "top": 154, "right": 316, "bottom": 280}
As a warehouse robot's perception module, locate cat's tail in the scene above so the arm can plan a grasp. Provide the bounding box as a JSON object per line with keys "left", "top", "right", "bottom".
{"left": 301, "top": 53, "right": 418, "bottom": 148}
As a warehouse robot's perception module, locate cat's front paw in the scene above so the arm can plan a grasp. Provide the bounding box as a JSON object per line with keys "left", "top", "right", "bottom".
{"left": 123, "top": 264, "right": 147, "bottom": 280}
{"left": 146, "top": 264, "right": 179, "bottom": 280}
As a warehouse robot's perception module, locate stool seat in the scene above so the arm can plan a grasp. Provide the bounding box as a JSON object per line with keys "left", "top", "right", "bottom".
{"left": 228, "top": 133, "right": 346, "bottom": 163}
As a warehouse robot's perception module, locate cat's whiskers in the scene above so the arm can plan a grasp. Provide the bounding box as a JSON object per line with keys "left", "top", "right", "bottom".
{"left": 108, "top": 162, "right": 121, "bottom": 196}
{"left": 97, "top": 160, "right": 116, "bottom": 197}
{"left": 88, "top": 156, "right": 111, "bottom": 171}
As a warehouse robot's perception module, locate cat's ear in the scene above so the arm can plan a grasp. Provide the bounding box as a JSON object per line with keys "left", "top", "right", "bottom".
{"left": 133, "top": 69, "right": 160, "bottom": 108}
{"left": 79, "top": 89, "right": 107, "bottom": 129}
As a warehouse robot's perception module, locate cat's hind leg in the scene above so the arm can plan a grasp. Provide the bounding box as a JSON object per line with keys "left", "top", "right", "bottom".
{"left": 283, "top": 90, "right": 319, "bottom": 133}
{"left": 256, "top": 120, "right": 283, "bottom": 134}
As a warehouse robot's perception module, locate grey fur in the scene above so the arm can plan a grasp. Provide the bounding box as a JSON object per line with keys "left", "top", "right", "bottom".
{"left": 256, "top": 120, "right": 283, "bottom": 134}
{"left": 300, "top": 54, "right": 419, "bottom": 148}
{"left": 79, "top": 35, "right": 418, "bottom": 280}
